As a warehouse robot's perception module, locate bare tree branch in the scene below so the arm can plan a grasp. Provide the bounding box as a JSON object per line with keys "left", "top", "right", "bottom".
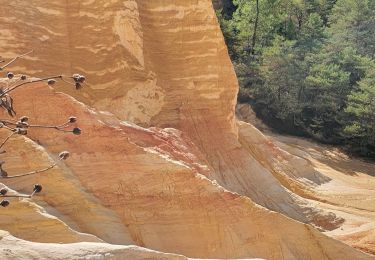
{"left": 1, "top": 194, "right": 32, "bottom": 198}
{"left": 1, "top": 163, "right": 57, "bottom": 179}
{"left": 0, "top": 131, "right": 15, "bottom": 150}
{"left": 0, "top": 52, "right": 84, "bottom": 207}
{"left": 1, "top": 184, "right": 43, "bottom": 201}
{"left": 0, "top": 75, "right": 63, "bottom": 97}
{"left": 0, "top": 50, "right": 34, "bottom": 71}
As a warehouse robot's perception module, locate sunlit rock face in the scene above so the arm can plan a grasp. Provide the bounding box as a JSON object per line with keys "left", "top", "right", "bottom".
{"left": 0, "top": 81, "right": 371, "bottom": 260}
{"left": 4, "top": 0, "right": 313, "bottom": 221}
{"left": 0, "top": 231, "right": 192, "bottom": 260}
{"left": 0, "top": 0, "right": 374, "bottom": 259}
{"left": 0, "top": 0, "right": 238, "bottom": 131}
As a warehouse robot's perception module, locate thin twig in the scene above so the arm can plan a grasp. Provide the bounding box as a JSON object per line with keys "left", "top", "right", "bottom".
{"left": 56, "top": 129, "right": 75, "bottom": 133}
{"left": 0, "top": 120, "right": 72, "bottom": 134}
{"left": 1, "top": 194, "right": 32, "bottom": 198}
{"left": 2, "top": 125, "right": 16, "bottom": 131}
{"left": 0, "top": 132, "right": 15, "bottom": 150}
{"left": 27, "top": 125, "right": 60, "bottom": 129}
{"left": 0, "top": 75, "right": 63, "bottom": 97}
{"left": 6, "top": 78, "right": 23, "bottom": 91}
{"left": 56, "top": 122, "right": 71, "bottom": 129}
{"left": 27, "top": 122, "right": 70, "bottom": 129}
{"left": 1, "top": 119, "right": 71, "bottom": 129}
{"left": 61, "top": 77, "right": 75, "bottom": 85}
{"left": 1, "top": 163, "right": 57, "bottom": 179}
{"left": 0, "top": 119, "right": 17, "bottom": 125}
{"left": 0, "top": 50, "right": 34, "bottom": 71}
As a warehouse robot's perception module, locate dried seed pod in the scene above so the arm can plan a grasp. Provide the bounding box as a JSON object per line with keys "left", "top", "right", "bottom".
{"left": 16, "top": 121, "right": 29, "bottom": 128}
{"left": 78, "top": 75, "right": 86, "bottom": 83}
{"left": 33, "top": 184, "right": 42, "bottom": 193}
{"left": 47, "top": 79, "right": 56, "bottom": 86}
{"left": 20, "top": 116, "right": 29, "bottom": 122}
{"left": 75, "top": 82, "right": 82, "bottom": 90}
{"left": 72, "top": 74, "right": 86, "bottom": 84}
{"left": 59, "top": 151, "right": 70, "bottom": 160}
{"left": 15, "top": 128, "right": 28, "bottom": 135}
{"left": 0, "top": 170, "right": 7, "bottom": 177}
{"left": 72, "top": 127, "right": 81, "bottom": 135}
{"left": 0, "top": 200, "right": 9, "bottom": 207}
{"left": 1, "top": 95, "right": 16, "bottom": 117}
{"left": 72, "top": 73, "right": 80, "bottom": 82}
{"left": 7, "top": 72, "right": 14, "bottom": 79}
{"left": 20, "top": 75, "right": 27, "bottom": 80}
{"left": 69, "top": 116, "right": 77, "bottom": 123}
{"left": 0, "top": 188, "right": 7, "bottom": 196}
{"left": 0, "top": 161, "right": 7, "bottom": 178}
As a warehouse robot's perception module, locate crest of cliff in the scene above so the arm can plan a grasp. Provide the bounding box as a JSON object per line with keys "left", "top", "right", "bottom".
{"left": 0, "top": 0, "right": 374, "bottom": 259}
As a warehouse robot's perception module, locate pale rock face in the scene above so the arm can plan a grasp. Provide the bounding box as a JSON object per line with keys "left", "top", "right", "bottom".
{"left": 0, "top": 231, "right": 192, "bottom": 260}
{"left": 0, "top": 0, "right": 374, "bottom": 259}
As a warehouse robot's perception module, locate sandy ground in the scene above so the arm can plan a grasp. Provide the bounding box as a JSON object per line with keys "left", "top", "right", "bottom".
{"left": 237, "top": 103, "right": 375, "bottom": 254}
{"left": 268, "top": 127, "right": 375, "bottom": 254}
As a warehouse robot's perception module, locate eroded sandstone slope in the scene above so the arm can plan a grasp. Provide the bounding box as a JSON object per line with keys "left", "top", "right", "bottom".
{"left": 0, "top": 0, "right": 374, "bottom": 259}
{"left": 0, "top": 81, "right": 372, "bottom": 260}
{"left": 0, "top": 0, "right": 340, "bottom": 230}
{"left": 0, "top": 231, "right": 192, "bottom": 260}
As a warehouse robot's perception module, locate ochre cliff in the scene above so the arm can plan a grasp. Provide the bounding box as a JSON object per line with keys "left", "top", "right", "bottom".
{"left": 0, "top": 0, "right": 337, "bottom": 228}
{"left": 0, "top": 0, "right": 374, "bottom": 259}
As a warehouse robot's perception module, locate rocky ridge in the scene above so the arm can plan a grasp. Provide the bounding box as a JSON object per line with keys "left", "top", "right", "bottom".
{"left": 0, "top": 0, "right": 373, "bottom": 259}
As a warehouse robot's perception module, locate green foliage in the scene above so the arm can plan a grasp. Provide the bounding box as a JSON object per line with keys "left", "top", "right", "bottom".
{"left": 345, "top": 64, "right": 375, "bottom": 155}
{"left": 328, "top": 0, "right": 375, "bottom": 57}
{"left": 217, "top": 0, "right": 375, "bottom": 157}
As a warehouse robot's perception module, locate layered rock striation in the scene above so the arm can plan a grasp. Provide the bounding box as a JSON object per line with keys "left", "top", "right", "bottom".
{"left": 0, "top": 0, "right": 374, "bottom": 259}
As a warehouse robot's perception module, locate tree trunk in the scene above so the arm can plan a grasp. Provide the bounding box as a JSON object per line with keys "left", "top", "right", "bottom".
{"left": 251, "top": 0, "right": 260, "bottom": 55}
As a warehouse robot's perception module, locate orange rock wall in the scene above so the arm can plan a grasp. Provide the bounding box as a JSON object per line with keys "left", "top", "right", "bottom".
{"left": 0, "top": 0, "right": 374, "bottom": 259}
